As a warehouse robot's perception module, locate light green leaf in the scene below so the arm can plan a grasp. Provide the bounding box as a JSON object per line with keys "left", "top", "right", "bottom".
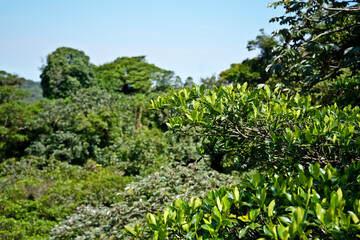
{"left": 194, "top": 197, "right": 202, "bottom": 210}
{"left": 238, "top": 226, "right": 250, "bottom": 238}
{"left": 124, "top": 226, "right": 138, "bottom": 237}
{"left": 216, "top": 196, "right": 222, "bottom": 212}
{"left": 268, "top": 199, "right": 276, "bottom": 217}
{"left": 265, "top": 85, "right": 271, "bottom": 98}
{"left": 147, "top": 213, "right": 157, "bottom": 226}
{"left": 349, "top": 211, "right": 360, "bottom": 224}
{"left": 234, "top": 187, "right": 240, "bottom": 202}
{"left": 164, "top": 209, "right": 169, "bottom": 224}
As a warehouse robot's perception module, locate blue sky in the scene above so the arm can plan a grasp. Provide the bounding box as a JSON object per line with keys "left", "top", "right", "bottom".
{"left": 0, "top": 0, "right": 284, "bottom": 83}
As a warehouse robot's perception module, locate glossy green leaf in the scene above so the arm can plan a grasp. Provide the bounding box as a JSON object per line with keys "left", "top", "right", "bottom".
{"left": 268, "top": 199, "right": 276, "bottom": 217}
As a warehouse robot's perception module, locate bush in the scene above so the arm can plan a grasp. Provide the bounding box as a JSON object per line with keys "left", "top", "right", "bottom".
{"left": 51, "top": 161, "right": 241, "bottom": 239}
{"left": 152, "top": 84, "right": 360, "bottom": 171}
{"left": 133, "top": 162, "right": 360, "bottom": 239}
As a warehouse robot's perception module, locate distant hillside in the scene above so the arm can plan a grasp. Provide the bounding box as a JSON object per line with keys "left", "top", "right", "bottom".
{"left": 20, "top": 79, "right": 43, "bottom": 102}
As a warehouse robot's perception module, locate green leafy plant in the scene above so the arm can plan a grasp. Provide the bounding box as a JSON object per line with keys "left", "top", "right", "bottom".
{"left": 269, "top": 0, "right": 360, "bottom": 90}
{"left": 152, "top": 84, "right": 360, "bottom": 171}
{"left": 51, "top": 161, "right": 240, "bottom": 239}
{"left": 40, "top": 47, "right": 96, "bottom": 99}
{"left": 95, "top": 56, "right": 179, "bottom": 94}
{"left": 133, "top": 162, "right": 360, "bottom": 239}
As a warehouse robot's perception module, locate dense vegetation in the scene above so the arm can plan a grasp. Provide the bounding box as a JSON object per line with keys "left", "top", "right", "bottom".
{"left": 0, "top": 0, "right": 359, "bottom": 239}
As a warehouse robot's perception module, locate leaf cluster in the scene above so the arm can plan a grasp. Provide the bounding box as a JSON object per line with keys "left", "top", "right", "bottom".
{"left": 133, "top": 162, "right": 360, "bottom": 239}
{"left": 95, "top": 55, "right": 185, "bottom": 95}
{"left": 40, "top": 47, "right": 96, "bottom": 98}
{"left": 152, "top": 84, "right": 360, "bottom": 171}
{"left": 269, "top": 0, "right": 360, "bottom": 89}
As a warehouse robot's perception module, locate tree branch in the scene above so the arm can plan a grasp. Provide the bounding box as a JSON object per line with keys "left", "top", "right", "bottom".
{"left": 322, "top": 6, "right": 360, "bottom": 12}
{"left": 310, "top": 22, "right": 360, "bottom": 42}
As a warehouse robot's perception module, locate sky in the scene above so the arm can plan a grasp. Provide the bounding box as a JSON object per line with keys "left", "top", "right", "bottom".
{"left": 0, "top": 0, "right": 284, "bottom": 83}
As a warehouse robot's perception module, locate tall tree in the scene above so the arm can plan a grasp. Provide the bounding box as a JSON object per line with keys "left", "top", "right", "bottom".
{"left": 220, "top": 29, "right": 279, "bottom": 86}
{"left": 269, "top": 0, "right": 360, "bottom": 89}
{"left": 0, "top": 70, "right": 29, "bottom": 104}
{"left": 0, "top": 71, "right": 38, "bottom": 160}
{"left": 247, "top": 28, "right": 279, "bottom": 81}
{"left": 220, "top": 62, "right": 261, "bottom": 86}
{"left": 184, "top": 77, "right": 195, "bottom": 88}
{"left": 200, "top": 74, "right": 226, "bottom": 89}
{"left": 0, "top": 70, "right": 26, "bottom": 86}
{"left": 95, "top": 56, "right": 176, "bottom": 94}
{"left": 40, "top": 47, "right": 96, "bottom": 98}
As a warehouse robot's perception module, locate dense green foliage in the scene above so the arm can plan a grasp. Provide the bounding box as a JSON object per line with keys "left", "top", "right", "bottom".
{"left": 0, "top": 49, "right": 200, "bottom": 239}
{"left": 95, "top": 56, "right": 179, "bottom": 94}
{"left": 1, "top": 1, "right": 360, "bottom": 239}
{"left": 144, "top": 79, "right": 360, "bottom": 238}
{"left": 40, "top": 47, "right": 96, "bottom": 98}
{"left": 0, "top": 157, "right": 131, "bottom": 239}
{"left": 0, "top": 70, "right": 26, "bottom": 86}
{"left": 131, "top": 162, "right": 360, "bottom": 239}
{"left": 51, "top": 161, "right": 240, "bottom": 239}
{"left": 0, "top": 70, "right": 28, "bottom": 104}
{"left": 0, "top": 99, "right": 39, "bottom": 159}
{"left": 152, "top": 84, "right": 359, "bottom": 171}
{"left": 0, "top": 72, "right": 40, "bottom": 160}
{"left": 141, "top": 3, "right": 360, "bottom": 235}
{"left": 269, "top": 0, "right": 360, "bottom": 89}
{"left": 26, "top": 89, "right": 133, "bottom": 164}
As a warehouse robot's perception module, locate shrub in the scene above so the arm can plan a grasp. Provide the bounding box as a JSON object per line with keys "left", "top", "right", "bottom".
{"left": 152, "top": 84, "right": 360, "bottom": 171}
{"left": 51, "top": 161, "right": 241, "bottom": 239}
{"left": 132, "top": 162, "right": 360, "bottom": 239}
